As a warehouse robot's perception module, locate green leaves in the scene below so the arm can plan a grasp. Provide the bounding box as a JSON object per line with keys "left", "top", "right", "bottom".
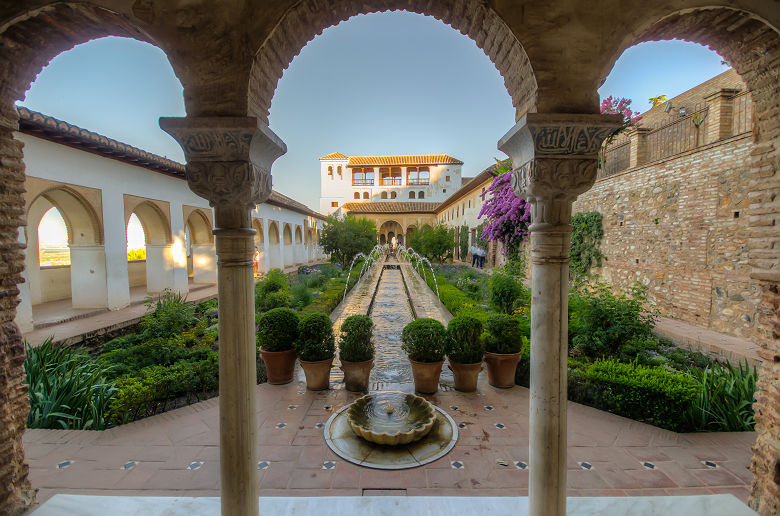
{"left": 445, "top": 316, "right": 484, "bottom": 364}
{"left": 407, "top": 224, "right": 456, "bottom": 264}
{"left": 296, "top": 312, "right": 335, "bottom": 361}
{"left": 401, "top": 318, "right": 447, "bottom": 363}
{"left": 319, "top": 215, "right": 377, "bottom": 267}
{"left": 339, "top": 315, "right": 375, "bottom": 363}
{"left": 685, "top": 360, "right": 757, "bottom": 432}
{"left": 256, "top": 307, "right": 299, "bottom": 352}
{"left": 570, "top": 211, "right": 605, "bottom": 276}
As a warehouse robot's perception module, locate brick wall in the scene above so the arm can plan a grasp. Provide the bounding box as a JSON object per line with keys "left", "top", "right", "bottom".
{"left": 575, "top": 134, "right": 756, "bottom": 337}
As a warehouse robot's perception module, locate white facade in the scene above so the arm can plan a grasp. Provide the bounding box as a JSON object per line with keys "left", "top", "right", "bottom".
{"left": 319, "top": 153, "right": 463, "bottom": 214}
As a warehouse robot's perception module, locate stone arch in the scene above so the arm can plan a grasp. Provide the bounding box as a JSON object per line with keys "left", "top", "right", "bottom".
{"left": 28, "top": 186, "right": 102, "bottom": 247}
{"left": 294, "top": 226, "right": 303, "bottom": 244}
{"left": 598, "top": 9, "right": 780, "bottom": 513}
{"left": 248, "top": 1, "right": 537, "bottom": 123}
{"left": 129, "top": 201, "right": 171, "bottom": 247}
{"left": 282, "top": 223, "right": 294, "bottom": 267}
{"left": 187, "top": 209, "right": 216, "bottom": 284}
{"left": 283, "top": 224, "right": 293, "bottom": 245}
{"left": 266, "top": 221, "right": 282, "bottom": 270}
{"left": 268, "top": 221, "right": 280, "bottom": 244}
{"left": 186, "top": 209, "right": 212, "bottom": 245}
{"left": 379, "top": 220, "right": 403, "bottom": 246}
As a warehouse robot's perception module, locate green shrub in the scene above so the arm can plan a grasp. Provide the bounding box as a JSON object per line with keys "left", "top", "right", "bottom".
{"left": 99, "top": 337, "right": 190, "bottom": 379}
{"left": 256, "top": 307, "right": 299, "bottom": 351}
{"left": 490, "top": 273, "right": 524, "bottom": 314}
{"left": 514, "top": 336, "right": 531, "bottom": 387}
{"left": 459, "top": 225, "right": 469, "bottom": 260}
{"left": 685, "top": 360, "right": 757, "bottom": 432}
{"left": 570, "top": 211, "right": 605, "bottom": 276}
{"left": 140, "top": 289, "right": 197, "bottom": 338}
{"left": 295, "top": 312, "right": 335, "bottom": 361}
{"left": 483, "top": 314, "right": 524, "bottom": 354}
{"left": 401, "top": 318, "right": 447, "bottom": 363}
{"left": 339, "top": 315, "right": 375, "bottom": 362}
{"left": 25, "top": 339, "right": 117, "bottom": 430}
{"left": 291, "top": 282, "right": 315, "bottom": 310}
{"left": 569, "top": 358, "right": 700, "bottom": 432}
{"left": 102, "top": 333, "right": 145, "bottom": 353}
{"left": 569, "top": 281, "right": 657, "bottom": 358}
{"left": 445, "top": 316, "right": 484, "bottom": 364}
{"left": 258, "top": 269, "right": 289, "bottom": 295}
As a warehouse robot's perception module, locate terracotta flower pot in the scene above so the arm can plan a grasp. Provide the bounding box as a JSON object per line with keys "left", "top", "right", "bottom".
{"left": 408, "top": 358, "right": 444, "bottom": 394}
{"left": 448, "top": 360, "right": 482, "bottom": 392}
{"left": 339, "top": 358, "right": 374, "bottom": 392}
{"left": 484, "top": 351, "right": 522, "bottom": 388}
{"left": 300, "top": 357, "right": 334, "bottom": 391}
{"left": 259, "top": 348, "right": 296, "bottom": 385}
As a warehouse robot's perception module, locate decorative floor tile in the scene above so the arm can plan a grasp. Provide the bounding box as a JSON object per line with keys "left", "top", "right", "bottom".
{"left": 322, "top": 461, "right": 336, "bottom": 470}
{"left": 484, "top": 405, "right": 494, "bottom": 411}
{"left": 275, "top": 423, "right": 287, "bottom": 429}
{"left": 703, "top": 461, "right": 718, "bottom": 468}
{"left": 449, "top": 405, "right": 459, "bottom": 411}
{"left": 187, "top": 461, "right": 203, "bottom": 471}
{"left": 315, "top": 423, "right": 324, "bottom": 429}
{"left": 287, "top": 405, "right": 298, "bottom": 410}
{"left": 120, "top": 461, "right": 137, "bottom": 471}
{"left": 324, "top": 405, "right": 332, "bottom": 411}
{"left": 496, "top": 459, "right": 510, "bottom": 467}
{"left": 450, "top": 461, "right": 464, "bottom": 469}
{"left": 56, "top": 460, "right": 72, "bottom": 469}
{"left": 257, "top": 461, "right": 270, "bottom": 470}
{"left": 457, "top": 423, "right": 467, "bottom": 429}
{"left": 642, "top": 461, "right": 655, "bottom": 470}
{"left": 579, "top": 462, "right": 593, "bottom": 470}
{"left": 515, "top": 461, "right": 528, "bottom": 470}
{"left": 494, "top": 423, "right": 506, "bottom": 430}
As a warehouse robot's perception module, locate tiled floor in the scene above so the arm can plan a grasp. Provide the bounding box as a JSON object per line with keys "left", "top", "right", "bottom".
{"left": 23, "top": 375, "right": 757, "bottom": 505}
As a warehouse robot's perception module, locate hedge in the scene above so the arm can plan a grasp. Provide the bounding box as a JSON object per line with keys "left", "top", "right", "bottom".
{"left": 569, "top": 358, "right": 701, "bottom": 432}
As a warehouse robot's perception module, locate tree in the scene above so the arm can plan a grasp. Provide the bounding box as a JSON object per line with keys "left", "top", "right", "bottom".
{"left": 476, "top": 160, "right": 531, "bottom": 256}
{"left": 318, "top": 215, "right": 376, "bottom": 267}
{"left": 407, "top": 224, "right": 455, "bottom": 264}
{"left": 458, "top": 225, "right": 469, "bottom": 261}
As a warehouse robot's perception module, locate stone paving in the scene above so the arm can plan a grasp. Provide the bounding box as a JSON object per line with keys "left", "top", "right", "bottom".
{"left": 21, "top": 254, "right": 758, "bottom": 507}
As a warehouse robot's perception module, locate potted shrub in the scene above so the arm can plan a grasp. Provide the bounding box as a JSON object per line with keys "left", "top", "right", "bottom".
{"left": 257, "top": 307, "right": 299, "bottom": 385}
{"left": 401, "top": 318, "right": 447, "bottom": 394}
{"left": 445, "top": 316, "right": 484, "bottom": 392}
{"left": 296, "top": 312, "right": 336, "bottom": 391}
{"left": 338, "top": 315, "right": 375, "bottom": 392}
{"left": 483, "top": 314, "right": 524, "bottom": 388}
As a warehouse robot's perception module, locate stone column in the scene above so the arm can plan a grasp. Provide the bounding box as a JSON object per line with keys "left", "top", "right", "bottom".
{"left": 102, "top": 189, "right": 131, "bottom": 310}
{"left": 169, "top": 203, "right": 190, "bottom": 294}
{"left": 69, "top": 245, "right": 108, "bottom": 308}
{"left": 704, "top": 88, "right": 739, "bottom": 144}
{"left": 160, "top": 116, "right": 286, "bottom": 516}
{"left": 261, "top": 217, "right": 272, "bottom": 273}
{"left": 627, "top": 127, "right": 651, "bottom": 168}
{"left": 498, "top": 113, "right": 622, "bottom": 516}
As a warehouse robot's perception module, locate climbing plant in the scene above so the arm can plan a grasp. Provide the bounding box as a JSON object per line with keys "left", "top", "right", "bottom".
{"left": 476, "top": 160, "right": 531, "bottom": 255}
{"left": 459, "top": 225, "right": 469, "bottom": 261}
{"left": 570, "top": 211, "right": 605, "bottom": 276}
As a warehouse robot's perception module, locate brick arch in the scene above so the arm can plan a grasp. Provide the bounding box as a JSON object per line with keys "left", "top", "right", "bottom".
{"left": 600, "top": 9, "right": 779, "bottom": 514}
{"left": 248, "top": 0, "right": 537, "bottom": 124}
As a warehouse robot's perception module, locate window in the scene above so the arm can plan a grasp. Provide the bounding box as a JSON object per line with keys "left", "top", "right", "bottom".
{"left": 409, "top": 191, "right": 416, "bottom": 199}
{"left": 380, "top": 167, "right": 402, "bottom": 186}
{"left": 354, "top": 192, "right": 360, "bottom": 199}
{"left": 337, "top": 165, "right": 342, "bottom": 175}
{"left": 407, "top": 166, "right": 430, "bottom": 185}
{"left": 363, "top": 192, "right": 369, "bottom": 199}
{"left": 468, "top": 200, "right": 471, "bottom": 208}
{"left": 331, "top": 202, "right": 339, "bottom": 207}
{"left": 418, "top": 191, "right": 425, "bottom": 199}
{"left": 443, "top": 189, "right": 446, "bottom": 194}
{"left": 390, "top": 191, "right": 397, "bottom": 199}
{"left": 328, "top": 166, "right": 333, "bottom": 175}
{"left": 381, "top": 191, "right": 388, "bottom": 199}
{"left": 352, "top": 167, "right": 374, "bottom": 186}
{"left": 446, "top": 175, "right": 450, "bottom": 182}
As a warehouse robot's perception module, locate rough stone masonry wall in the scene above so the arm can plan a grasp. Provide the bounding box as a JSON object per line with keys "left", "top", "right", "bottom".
{"left": 574, "top": 134, "right": 757, "bottom": 338}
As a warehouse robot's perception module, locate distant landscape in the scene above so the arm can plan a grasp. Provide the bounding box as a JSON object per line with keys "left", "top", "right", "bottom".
{"left": 39, "top": 247, "right": 70, "bottom": 267}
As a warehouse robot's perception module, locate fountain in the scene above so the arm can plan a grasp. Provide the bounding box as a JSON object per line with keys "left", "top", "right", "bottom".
{"left": 398, "top": 246, "right": 440, "bottom": 298}
{"left": 347, "top": 392, "right": 435, "bottom": 445}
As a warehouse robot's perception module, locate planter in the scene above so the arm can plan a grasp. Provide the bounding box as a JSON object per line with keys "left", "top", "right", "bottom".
{"left": 259, "top": 348, "right": 297, "bottom": 385}
{"left": 408, "top": 358, "right": 444, "bottom": 394}
{"left": 300, "top": 357, "right": 334, "bottom": 391}
{"left": 484, "top": 351, "right": 522, "bottom": 388}
{"left": 340, "top": 358, "right": 374, "bottom": 392}
{"left": 448, "top": 360, "right": 482, "bottom": 392}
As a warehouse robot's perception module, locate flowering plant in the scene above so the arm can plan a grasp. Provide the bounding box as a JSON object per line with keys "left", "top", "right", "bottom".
{"left": 477, "top": 160, "right": 531, "bottom": 255}
{"left": 600, "top": 96, "right": 642, "bottom": 125}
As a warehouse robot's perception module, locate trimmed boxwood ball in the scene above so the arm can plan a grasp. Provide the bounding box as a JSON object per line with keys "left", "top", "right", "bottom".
{"left": 401, "top": 318, "right": 447, "bottom": 363}
{"left": 296, "top": 312, "right": 336, "bottom": 362}
{"left": 339, "top": 315, "right": 375, "bottom": 363}
{"left": 446, "top": 316, "right": 484, "bottom": 364}
{"left": 484, "top": 314, "right": 524, "bottom": 354}
{"left": 256, "top": 307, "right": 299, "bottom": 352}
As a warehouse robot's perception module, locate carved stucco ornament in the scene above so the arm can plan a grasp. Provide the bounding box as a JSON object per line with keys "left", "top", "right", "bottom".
{"left": 159, "top": 117, "right": 286, "bottom": 209}
{"left": 498, "top": 113, "right": 623, "bottom": 228}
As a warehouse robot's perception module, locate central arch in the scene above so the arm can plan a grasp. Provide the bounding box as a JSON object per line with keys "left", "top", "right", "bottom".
{"left": 248, "top": 1, "right": 537, "bottom": 123}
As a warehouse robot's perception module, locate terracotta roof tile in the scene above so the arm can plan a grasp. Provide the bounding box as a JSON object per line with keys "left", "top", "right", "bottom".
{"left": 342, "top": 202, "right": 440, "bottom": 214}
{"left": 346, "top": 154, "right": 463, "bottom": 167}
{"left": 435, "top": 162, "right": 503, "bottom": 212}
{"left": 319, "top": 152, "right": 348, "bottom": 160}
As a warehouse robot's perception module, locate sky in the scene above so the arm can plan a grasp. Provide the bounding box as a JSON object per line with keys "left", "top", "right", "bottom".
{"left": 21, "top": 11, "right": 730, "bottom": 223}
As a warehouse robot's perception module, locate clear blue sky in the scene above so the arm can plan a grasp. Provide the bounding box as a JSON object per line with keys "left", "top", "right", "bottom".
{"left": 19, "top": 11, "right": 729, "bottom": 211}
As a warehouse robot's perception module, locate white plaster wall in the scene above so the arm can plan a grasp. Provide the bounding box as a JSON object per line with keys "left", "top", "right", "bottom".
{"left": 128, "top": 260, "right": 146, "bottom": 287}
{"left": 319, "top": 156, "right": 462, "bottom": 214}
{"left": 192, "top": 243, "right": 217, "bottom": 283}
{"left": 70, "top": 245, "right": 108, "bottom": 308}
{"left": 38, "top": 267, "right": 71, "bottom": 303}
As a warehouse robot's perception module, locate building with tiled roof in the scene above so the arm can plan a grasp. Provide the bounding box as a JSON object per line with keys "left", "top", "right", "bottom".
{"left": 319, "top": 152, "right": 463, "bottom": 214}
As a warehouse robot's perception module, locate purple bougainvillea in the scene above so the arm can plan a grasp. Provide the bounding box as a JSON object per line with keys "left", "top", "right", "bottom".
{"left": 600, "top": 96, "right": 642, "bottom": 125}
{"left": 477, "top": 160, "right": 531, "bottom": 255}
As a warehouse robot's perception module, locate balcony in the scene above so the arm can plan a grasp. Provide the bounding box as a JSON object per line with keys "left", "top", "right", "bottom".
{"left": 407, "top": 179, "right": 430, "bottom": 186}
{"left": 352, "top": 179, "right": 374, "bottom": 186}
{"left": 380, "top": 178, "right": 402, "bottom": 186}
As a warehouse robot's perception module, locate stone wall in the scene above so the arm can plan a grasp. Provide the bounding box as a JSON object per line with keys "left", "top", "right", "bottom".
{"left": 574, "top": 134, "right": 757, "bottom": 338}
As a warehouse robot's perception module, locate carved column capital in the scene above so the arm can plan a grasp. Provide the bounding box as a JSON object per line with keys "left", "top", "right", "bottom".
{"left": 498, "top": 113, "right": 623, "bottom": 229}
{"left": 159, "top": 117, "right": 286, "bottom": 210}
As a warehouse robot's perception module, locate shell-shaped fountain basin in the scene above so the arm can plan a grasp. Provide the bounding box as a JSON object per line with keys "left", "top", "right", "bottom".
{"left": 347, "top": 392, "right": 436, "bottom": 446}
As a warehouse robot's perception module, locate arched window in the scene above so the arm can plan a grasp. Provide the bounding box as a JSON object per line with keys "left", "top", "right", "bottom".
{"left": 328, "top": 166, "right": 333, "bottom": 175}
{"left": 337, "top": 166, "right": 342, "bottom": 175}
{"left": 409, "top": 191, "right": 416, "bottom": 199}
{"left": 354, "top": 192, "right": 360, "bottom": 199}
{"left": 390, "top": 191, "right": 397, "bottom": 199}
{"left": 381, "top": 191, "right": 388, "bottom": 199}
{"left": 407, "top": 166, "right": 430, "bottom": 185}
{"left": 363, "top": 192, "right": 369, "bottom": 199}
{"left": 418, "top": 191, "right": 425, "bottom": 199}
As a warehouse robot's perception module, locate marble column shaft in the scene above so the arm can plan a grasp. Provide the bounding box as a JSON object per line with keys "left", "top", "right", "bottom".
{"left": 160, "top": 117, "right": 286, "bottom": 516}
{"left": 499, "top": 113, "right": 622, "bottom": 516}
